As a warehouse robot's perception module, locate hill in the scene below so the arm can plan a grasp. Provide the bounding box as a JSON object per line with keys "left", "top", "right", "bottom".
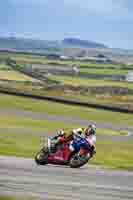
{"left": 0, "top": 37, "right": 61, "bottom": 54}
{"left": 0, "top": 37, "right": 107, "bottom": 53}
{"left": 62, "top": 38, "right": 107, "bottom": 49}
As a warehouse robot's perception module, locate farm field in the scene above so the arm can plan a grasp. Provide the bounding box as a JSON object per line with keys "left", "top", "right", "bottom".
{"left": 50, "top": 75, "right": 133, "bottom": 89}
{"left": 1, "top": 52, "right": 132, "bottom": 70}
{"left": 80, "top": 68, "right": 128, "bottom": 75}
{"left": 0, "top": 70, "right": 40, "bottom": 82}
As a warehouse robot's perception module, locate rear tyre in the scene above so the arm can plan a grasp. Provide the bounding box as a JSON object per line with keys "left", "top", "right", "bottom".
{"left": 69, "top": 154, "right": 90, "bottom": 168}
{"left": 35, "top": 148, "right": 49, "bottom": 165}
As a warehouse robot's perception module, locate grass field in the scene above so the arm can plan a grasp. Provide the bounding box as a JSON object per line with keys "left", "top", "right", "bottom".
{"left": 0, "top": 70, "right": 40, "bottom": 82}
{"left": 80, "top": 68, "right": 128, "bottom": 75}
{"left": 1, "top": 52, "right": 131, "bottom": 70}
{"left": 93, "top": 140, "right": 133, "bottom": 170}
{"left": 50, "top": 75, "right": 133, "bottom": 89}
{"left": 29, "top": 87, "right": 133, "bottom": 109}
{"left": 0, "top": 63, "right": 11, "bottom": 69}
{"left": 0, "top": 93, "right": 132, "bottom": 126}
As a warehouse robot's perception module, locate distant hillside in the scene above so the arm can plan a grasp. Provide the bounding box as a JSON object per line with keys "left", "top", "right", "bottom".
{"left": 1, "top": 37, "right": 133, "bottom": 61}
{"left": 0, "top": 37, "right": 107, "bottom": 52}
{"left": 62, "top": 38, "right": 107, "bottom": 49}
{"left": 0, "top": 37, "right": 61, "bottom": 54}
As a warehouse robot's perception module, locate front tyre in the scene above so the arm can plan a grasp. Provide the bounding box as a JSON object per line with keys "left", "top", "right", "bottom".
{"left": 35, "top": 148, "right": 49, "bottom": 165}
{"left": 69, "top": 154, "right": 90, "bottom": 168}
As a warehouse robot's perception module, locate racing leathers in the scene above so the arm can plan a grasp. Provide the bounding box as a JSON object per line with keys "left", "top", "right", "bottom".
{"left": 50, "top": 128, "right": 82, "bottom": 153}
{"left": 69, "top": 127, "right": 96, "bottom": 157}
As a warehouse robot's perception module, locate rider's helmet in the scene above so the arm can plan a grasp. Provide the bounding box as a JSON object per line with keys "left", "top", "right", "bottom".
{"left": 85, "top": 124, "right": 96, "bottom": 136}
{"left": 58, "top": 129, "right": 65, "bottom": 136}
{"left": 73, "top": 128, "right": 83, "bottom": 135}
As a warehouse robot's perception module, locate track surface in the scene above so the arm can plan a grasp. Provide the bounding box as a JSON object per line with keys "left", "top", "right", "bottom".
{"left": 0, "top": 156, "right": 133, "bottom": 200}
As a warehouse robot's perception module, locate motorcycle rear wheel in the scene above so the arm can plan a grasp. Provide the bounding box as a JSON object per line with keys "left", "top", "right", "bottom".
{"left": 35, "top": 148, "right": 49, "bottom": 165}
{"left": 69, "top": 154, "right": 90, "bottom": 168}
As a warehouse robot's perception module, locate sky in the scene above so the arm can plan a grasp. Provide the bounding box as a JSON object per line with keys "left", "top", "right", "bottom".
{"left": 0, "top": 0, "right": 133, "bottom": 49}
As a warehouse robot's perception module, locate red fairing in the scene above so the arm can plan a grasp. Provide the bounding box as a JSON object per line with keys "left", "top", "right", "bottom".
{"left": 47, "top": 142, "right": 71, "bottom": 165}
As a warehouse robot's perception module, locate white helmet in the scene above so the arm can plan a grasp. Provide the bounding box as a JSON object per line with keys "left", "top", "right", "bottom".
{"left": 73, "top": 128, "right": 82, "bottom": 135}
{"left": 58, "top": 129, "right": 65, "bottom": 136}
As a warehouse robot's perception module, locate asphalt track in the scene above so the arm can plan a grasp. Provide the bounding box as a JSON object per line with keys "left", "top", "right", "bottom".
{"left": 0, "top": 156, "right": 133, "bottom": 200}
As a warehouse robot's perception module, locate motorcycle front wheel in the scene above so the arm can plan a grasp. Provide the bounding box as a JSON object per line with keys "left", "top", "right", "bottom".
{"left": 34, "top": 148, "right": 49, "bottom": 165}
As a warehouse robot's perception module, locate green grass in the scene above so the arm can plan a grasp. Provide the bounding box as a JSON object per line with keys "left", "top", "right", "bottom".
{"left": 0, "top": 94, "right": 132, "bottom": 126}
{"left": 0, "top": 114, "right": 79, "bottom": 157}
{"left": 0, "top": 132, "right": 40, "bottom": 157}
{"left": 0, "top": 52, "right": 130, "bottom": 69}
{"left": 50, "top": 75, "right": 133, "bottom": 89}
{"left": 92, "top": 140, "right": 133, "bottom": 170}
{"left": 0, "top": 115, "right": 78, "bottom": 131}
{"left": 0, "top": 52, "right": 49, "bottom": 64}
{"left": 56, "top": 92, "right": 133, "bottom": 107}
{"left": 97, "top": 128, "right": 128, "bottom": 136}
{"left": 0, "top": 63, "right": 11, "bottom": 69}
{"left": 0, "top": 52, "right": 47, "bottom": 64}
{"left": 0, "top": 70, "right": 40, "bottom": 82}
{"left": 80, "top": 68, "right": 128, "bottom": 75}
{"left": 0, "top": 112, "right": 126, "bottom": 136}
{"left": 35, "top": 59, "right": 126, "bottom": 69}
{"left": 10, "top": 81, "right": 131, "bottom": 110}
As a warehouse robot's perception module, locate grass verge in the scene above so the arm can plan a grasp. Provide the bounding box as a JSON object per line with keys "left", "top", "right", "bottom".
{"left": 0, "top": 93, "right": 132, "bottom": 126}
{"left": 92, "top": 140, "right": 133, "bottom": 170}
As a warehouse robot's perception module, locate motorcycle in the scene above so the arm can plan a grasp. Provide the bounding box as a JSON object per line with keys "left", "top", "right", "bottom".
{"left": 35, "top": 135, "right": 95, "bottom": 168}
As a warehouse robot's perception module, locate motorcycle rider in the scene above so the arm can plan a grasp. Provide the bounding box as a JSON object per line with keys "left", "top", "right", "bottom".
{"left": 50, "top": 125, "right": 96, "bottom": 157}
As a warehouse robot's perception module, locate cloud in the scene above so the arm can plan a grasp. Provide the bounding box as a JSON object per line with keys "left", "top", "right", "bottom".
{"left": 1, "top": 0, "right": 133, "bottom": 48}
